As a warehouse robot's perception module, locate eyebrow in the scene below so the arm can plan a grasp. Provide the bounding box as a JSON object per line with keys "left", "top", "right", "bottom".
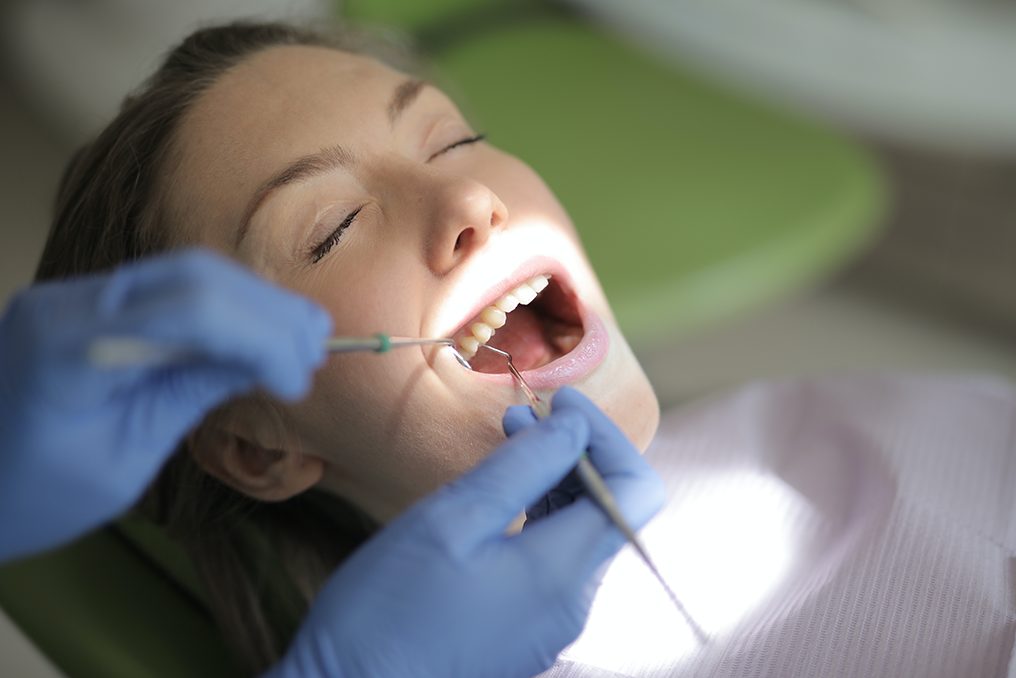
{"left": 388, "top": 78, "right": 426, "bottom": 126}
{"left": 234, "top": 78, "right": 428, "bottom": 248}
{"left": 234, "top": 144, "right": 353, "bottom": 247}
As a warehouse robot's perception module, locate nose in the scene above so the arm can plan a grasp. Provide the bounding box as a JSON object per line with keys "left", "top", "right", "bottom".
{"left": 423, "top": 175, "right": 508, "bottom": 275}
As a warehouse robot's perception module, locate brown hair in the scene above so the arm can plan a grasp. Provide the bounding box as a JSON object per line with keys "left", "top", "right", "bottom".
{"left": 34, "top": 21, "right": 409, "bottom": 673}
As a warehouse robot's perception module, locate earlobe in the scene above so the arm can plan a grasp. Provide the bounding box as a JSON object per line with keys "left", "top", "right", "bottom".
{"left": 189, "top": 427, "right": 324, "bottom": 502}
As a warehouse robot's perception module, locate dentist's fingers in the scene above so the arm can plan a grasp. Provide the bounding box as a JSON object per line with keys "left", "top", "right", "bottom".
{"left": 127, "top": 363, "right": 259, "bottom": 456}
{"left": 503, "top": 404, "right": 538, "bottom": 436}
{"left": 98, "top": 250, "right": 332, "bottom": 400}
{"left": 508, "top": 390, "right": 662, "bottom": 528}
{"left": 420, "top": 410, "right": 591, "bottom": 551}
{"left": 552, "top": 387, "right": 659, "bottom": 483}
{"left": 514, "top": 387, "right": 664, "bottom": 578}
{"left": 515, "top": 467, "right": 664, "bottom": 587}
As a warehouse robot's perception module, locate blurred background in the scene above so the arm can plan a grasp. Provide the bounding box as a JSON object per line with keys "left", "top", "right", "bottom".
{"left": 1, "top": 1, "right": 1014, "bottom": 673}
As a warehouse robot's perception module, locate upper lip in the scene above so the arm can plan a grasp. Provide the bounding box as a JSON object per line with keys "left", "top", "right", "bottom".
{"left": 429, "top": 254, "right": 571, "bottom": 340}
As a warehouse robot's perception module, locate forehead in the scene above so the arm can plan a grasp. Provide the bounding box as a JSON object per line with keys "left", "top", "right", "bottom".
{"left": 165, "top": 45, "right": 406, "bottom": 246}
{"left": 182, "top": 44, "right": 404, "bottom": 147}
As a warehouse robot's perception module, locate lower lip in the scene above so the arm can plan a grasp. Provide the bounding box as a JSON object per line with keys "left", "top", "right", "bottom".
{"left": 464, "top": 306, "right": 609, "bottom": 390}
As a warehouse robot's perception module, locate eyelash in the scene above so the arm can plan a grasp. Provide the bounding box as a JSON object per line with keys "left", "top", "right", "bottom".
{"left": 310, "top": 206, "right": 362, "bottom": 263}
{"left": 427, "top": 133, "right": 486, "bottom": 161}
{"left": 308, "top": 133, "right": 487, "bottom": 263}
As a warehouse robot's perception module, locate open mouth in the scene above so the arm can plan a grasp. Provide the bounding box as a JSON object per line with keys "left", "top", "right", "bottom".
{"left": 453, "top": 273, "right": 585, "bottom": 374}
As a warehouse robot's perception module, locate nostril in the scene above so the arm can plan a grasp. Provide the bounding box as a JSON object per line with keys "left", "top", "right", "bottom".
{"left": 454, "top": 232, "right": 465, "bottom": 251}
{"left": 489, "top": 194, "right": 508, "bottom": 228}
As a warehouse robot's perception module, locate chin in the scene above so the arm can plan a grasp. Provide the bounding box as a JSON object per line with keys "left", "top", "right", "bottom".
{"left": 586, "top": 321, "right": 660, "bottom": 452}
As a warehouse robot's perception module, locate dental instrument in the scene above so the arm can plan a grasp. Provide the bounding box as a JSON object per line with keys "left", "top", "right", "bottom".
{"left": 325, "top": 334, "right": 474, "bottom": 368}
{"left": 325, "top": 334, "right": 452, "bottom": 353}
{"left": 89, "top": 333, "right": 471, "bottom": 369}
{"left": 89, "top": 327, "right": 707, "bottom": 640}
{"left": 473, "top": 343, "right": 709, "bottom": 644}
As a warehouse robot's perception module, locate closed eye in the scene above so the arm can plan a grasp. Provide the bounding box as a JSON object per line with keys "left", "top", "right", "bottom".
{"left": 427, "top": 133, "right": 486, "bottom": 162}
{"left": 309, "top": 205, "right": 363, "bottom": 263}
{"left": 307, "top": 134, "right": 485, "bottom": 263}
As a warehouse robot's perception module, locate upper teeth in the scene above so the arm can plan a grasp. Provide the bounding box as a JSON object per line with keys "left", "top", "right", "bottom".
{"left": 457, "top": 274, "right": 550, "bottom": 358}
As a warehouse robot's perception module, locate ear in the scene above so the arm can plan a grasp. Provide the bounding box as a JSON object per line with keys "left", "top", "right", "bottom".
{"left": 189, "top": 425, "right": 324, "bottom": 502}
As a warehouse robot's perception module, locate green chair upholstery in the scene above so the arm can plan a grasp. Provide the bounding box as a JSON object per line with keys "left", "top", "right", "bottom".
{"left": 0, "top": 525, "right": 241, "bottom": 677}
{"left": 349, "top": 0, "right": 884, "bottom": 342}
{"left": 0, "top": 3, "right": 883, "bottom": 676}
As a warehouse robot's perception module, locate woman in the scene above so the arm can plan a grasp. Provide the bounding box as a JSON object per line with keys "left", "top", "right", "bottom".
{"left": 35, "top": 20, "right": 660, "bottom": 672}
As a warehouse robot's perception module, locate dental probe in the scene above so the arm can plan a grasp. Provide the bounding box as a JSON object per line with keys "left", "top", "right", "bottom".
{"left": 326, "top": 334, "right": 453, "bottom": 353}
{"left": 325, "top": 334, "right": 474, "bottom": 369}
{"left": 473, "top": 344, "right": 709, "bottom": 644}
{"left": 89, "top": 333, "right": 469, "bottom": 369}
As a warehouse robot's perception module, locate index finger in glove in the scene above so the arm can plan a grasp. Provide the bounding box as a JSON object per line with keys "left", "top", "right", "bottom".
{"left": 98, "top": 250, "right": 332, "bottom": 399}
{"left": 509, "top": 388, "right": 665, "bottom": 575}
{"left": 512, "top": 465, "right": 664, "bottom": 590}
{"left": 503, "top": 404, "right": 538, "bottom": 437}
{"left": 552, "top": 387, "right": 660, "bottom": 489}
{"left": 417, "top": 410, "right": 590, "bottom": 555}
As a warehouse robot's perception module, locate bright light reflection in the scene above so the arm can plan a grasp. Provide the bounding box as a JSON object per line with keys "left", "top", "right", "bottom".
{"left": 429, "top": 217, "right": 596, "bottom": 337}
{"left": 561, "top": 471, "right": 808, "bottom": 674}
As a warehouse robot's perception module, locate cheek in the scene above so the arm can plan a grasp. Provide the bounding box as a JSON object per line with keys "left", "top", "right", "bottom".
{"left": 579, "top": 322, "right": 661, "bottom": 452}
{"left": 294, "top": 355, "right": 508, "bottom": 512}
{"left": 615, "top": 377, "right": 660, "bottom": 451}
{"left": 385, "top": 398, "right": 506, "bottom": 492}
{"left": 306, "top": 247, "right": 423, "bottom": 335}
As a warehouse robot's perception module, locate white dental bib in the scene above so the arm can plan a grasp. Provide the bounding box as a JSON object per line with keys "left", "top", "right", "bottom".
{"left": 540, "top": 374, "right": 1016, "bottom": 678}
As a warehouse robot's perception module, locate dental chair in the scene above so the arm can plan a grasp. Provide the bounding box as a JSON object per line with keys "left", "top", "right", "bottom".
{"left": 0, "top": 2, "right": 883, "bottom": 675}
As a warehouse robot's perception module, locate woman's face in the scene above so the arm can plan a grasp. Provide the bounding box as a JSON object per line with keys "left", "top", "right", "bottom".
{"left": 165, "top": 45, "right": 658, "bottom": 521}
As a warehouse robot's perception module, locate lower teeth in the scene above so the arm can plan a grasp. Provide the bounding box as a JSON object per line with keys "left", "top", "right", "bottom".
{"left": 551, "top": 330, "right": 582, "bottom": 354}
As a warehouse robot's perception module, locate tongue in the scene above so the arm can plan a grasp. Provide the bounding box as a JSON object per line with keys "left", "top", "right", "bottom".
{"left": 469, "top": 305, "right": 554, "bottom": 373}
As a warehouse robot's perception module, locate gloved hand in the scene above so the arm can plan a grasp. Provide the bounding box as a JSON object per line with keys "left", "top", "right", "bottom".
{"left": 269, "top": 387, "right": 664, "bottom": 678}
{"left": 0, "top": 249, "right": 332, "bottom": 562}
{"left": 504, "top": 398, "right": 603, "bottom": 526}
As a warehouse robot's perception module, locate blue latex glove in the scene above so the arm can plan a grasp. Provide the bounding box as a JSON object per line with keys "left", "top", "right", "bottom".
{"left": 504, "top": 400, "right": 591, "bottom": 526}
{"left": 269, "top": 387, "right": 664, "bottom": 678}
{"left": 0, "top": 249, "right": 332, "bottom": 562}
